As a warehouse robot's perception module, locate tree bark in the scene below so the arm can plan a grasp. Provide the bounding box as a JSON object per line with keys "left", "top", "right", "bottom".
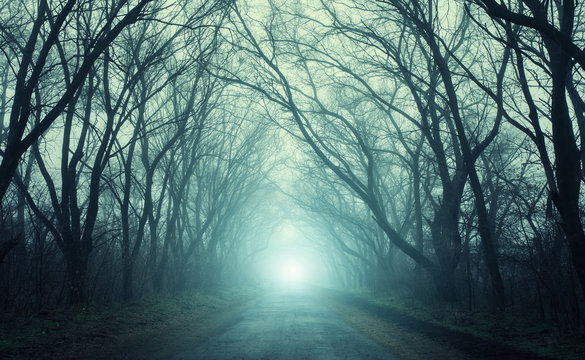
{"left": 64, "top": 246, "right": 89, "bottom": 305}
{"left": 0, "top": 237, "right": 18, "bottom": 265}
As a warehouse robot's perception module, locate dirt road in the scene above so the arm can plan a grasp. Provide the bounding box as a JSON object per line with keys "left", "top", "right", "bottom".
{"left": 170, "top": 289, "right": 397, "bottom": 360}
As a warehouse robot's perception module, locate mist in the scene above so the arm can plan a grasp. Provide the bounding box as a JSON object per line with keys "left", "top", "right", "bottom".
{"left": 0, "top": 0, "right": 584, "bottom": 359}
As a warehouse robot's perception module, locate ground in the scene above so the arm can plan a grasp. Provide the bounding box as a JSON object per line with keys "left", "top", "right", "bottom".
{"left": 0, "top": 287, "right": 582, "bottom": 359}
{"left": 0, "top": 288, "right": 256, "bottom": 360}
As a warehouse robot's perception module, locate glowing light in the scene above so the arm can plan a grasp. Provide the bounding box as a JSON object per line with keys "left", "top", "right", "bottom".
{"left": 279, "top": 260, "right": 306, "bottom": 286}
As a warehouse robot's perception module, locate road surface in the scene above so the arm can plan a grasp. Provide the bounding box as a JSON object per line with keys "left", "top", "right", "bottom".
{"left": 170, "top": 289, "right": 398, "bottom": 360}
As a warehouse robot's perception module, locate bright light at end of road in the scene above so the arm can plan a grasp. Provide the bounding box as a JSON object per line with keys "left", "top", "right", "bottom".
{"left": 279, "top": 260, "right": 306, "bottom": 287}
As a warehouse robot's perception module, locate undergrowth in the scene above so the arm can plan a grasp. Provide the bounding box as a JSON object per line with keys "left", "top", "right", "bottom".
{"left": 0, "top": 286, "right": 259, "bottom": 355}
{"left": 351, "top": 290, "right": 584, "bottom": 360}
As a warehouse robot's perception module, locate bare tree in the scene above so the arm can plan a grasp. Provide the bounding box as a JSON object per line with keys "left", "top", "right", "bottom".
{"left": 468, "top": 0, "right": 585, "bottom": 302}
{"left": 0, "top": 0, "right": 155, "bottom": 207}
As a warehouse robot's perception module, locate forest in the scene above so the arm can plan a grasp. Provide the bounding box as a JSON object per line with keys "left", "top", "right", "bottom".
{"left": 1, "top": 0, "right": 585, "bottom": 344}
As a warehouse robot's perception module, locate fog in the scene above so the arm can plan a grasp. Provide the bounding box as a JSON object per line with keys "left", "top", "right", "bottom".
{"left": 252, "top": 222, "right": 330, "bottom": 288}
{"left": 1, "top": 0, "right": 585, "bottom": 348}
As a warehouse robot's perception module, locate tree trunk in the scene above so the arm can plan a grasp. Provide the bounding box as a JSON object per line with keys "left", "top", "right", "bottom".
{"left": 0, "top": 237, "right": 19, "bottom": 265}
{"left": 547, "top": 38, "right": 585, "bottom": 303}
{"left": 434, "top": 267, "right": 458, "bottom": 302}
{"left": 122, "top": 255, "right": 133, "bottom": 301}
{"left": 425, "top": 31, "right": 506, "bottom": 311}
{"left": 65, "top": 250, "right": 88, "bottom": 305}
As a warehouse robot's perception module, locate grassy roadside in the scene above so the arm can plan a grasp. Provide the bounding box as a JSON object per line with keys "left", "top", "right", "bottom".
{"left": 0, "top": 287, "right": 260, "bottom": 360}
{"left": 318, "top": 291, "right": 472, "bottom": 360}
{"left": 320, "top": 288, "right": 584, "bottom": 360}
{"left": 370, "top": 296, "right": 582, "bottom": 359}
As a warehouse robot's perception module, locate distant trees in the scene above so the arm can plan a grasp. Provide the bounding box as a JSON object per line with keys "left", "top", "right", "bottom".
{"left": 294, "top": 162, "right": 395, "bottom": 291}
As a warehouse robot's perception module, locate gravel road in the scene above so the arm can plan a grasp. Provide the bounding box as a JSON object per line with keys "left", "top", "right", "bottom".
{"left": 170, "top": 289, "right": 398, "bottom": 360}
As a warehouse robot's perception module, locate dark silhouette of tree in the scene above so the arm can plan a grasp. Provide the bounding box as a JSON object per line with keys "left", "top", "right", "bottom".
{"left": 0, "top": 0, "right": 155, "bottom": 207}
{"left": 468, "top": 0, "right": 585, "bottom": 304}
